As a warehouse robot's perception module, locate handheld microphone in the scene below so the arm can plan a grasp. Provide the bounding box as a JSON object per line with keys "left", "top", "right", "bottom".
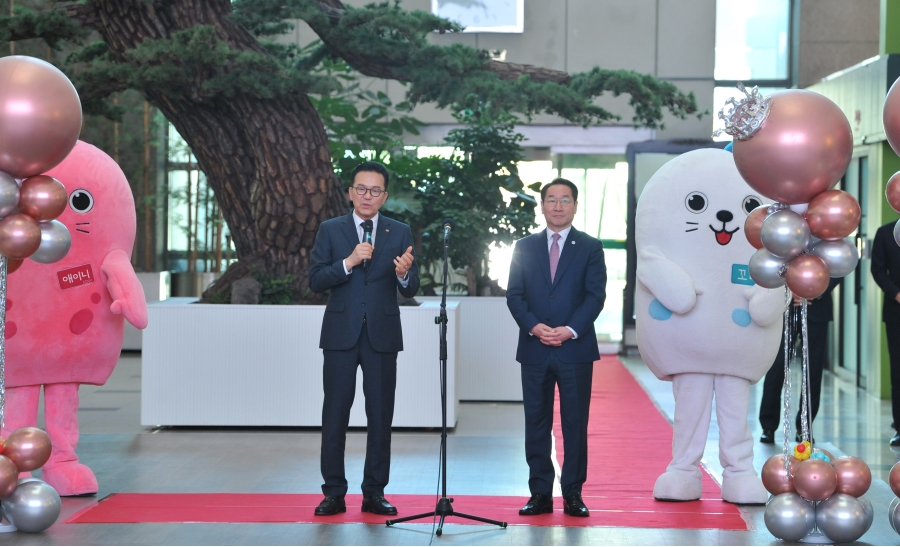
{"left": 442, "top": 218, "right": 455, "bottom": 239}
{"left": 362, "top": 219, "right": 374, "bottom": 271}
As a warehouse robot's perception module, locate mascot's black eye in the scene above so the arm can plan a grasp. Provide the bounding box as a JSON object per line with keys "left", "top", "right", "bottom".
{"left": 684, "top": 192, "right": 708, "bottom": 213}
{"left": 743, "top": 195, "right": 762, "bottom": 214}
{"left": 69, "top": 189, "right": 94, "bottom": 214}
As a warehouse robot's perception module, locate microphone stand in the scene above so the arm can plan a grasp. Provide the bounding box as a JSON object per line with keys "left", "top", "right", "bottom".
{"left": 386, "top": 226, "right": 507, "bottom": 536}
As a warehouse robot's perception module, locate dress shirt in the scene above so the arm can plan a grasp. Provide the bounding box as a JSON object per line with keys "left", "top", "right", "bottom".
{"left": 343, "top": 211, "right": 409, "bottom": 287}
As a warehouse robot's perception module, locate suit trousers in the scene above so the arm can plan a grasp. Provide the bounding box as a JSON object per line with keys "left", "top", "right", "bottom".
{"left": 759, "top": 320, "right": 827, "bottom": 433}
{"left": 320, "top": 326, "right": 397, "bottom": 498}
{"left": 521, "top": 352, "right": 593, "bottom": 497}
{"left": 886, "top": 322, "right": 900, "bottom": 429}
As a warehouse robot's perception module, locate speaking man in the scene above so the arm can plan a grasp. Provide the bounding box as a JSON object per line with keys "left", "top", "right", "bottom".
{"left": 308, "top": 161, "right": 419, "bottom": 516}
{"left": 506, "top": 178, "right": 607, "bottom": 518}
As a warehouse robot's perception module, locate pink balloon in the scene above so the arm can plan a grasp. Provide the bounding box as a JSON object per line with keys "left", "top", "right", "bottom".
{"left": 805, "top": 190, "right": 860, "bottom": 240}
{"left": 891, "top": 461, "right": 900, "bottom": 496}
{"left": 0, "top": 213, "right": 40, "bottom": 259}
{"left": 18, "top": 175, "right": 67, "bottom": 222}
{"left": 2, "top": 427, "right": 50, "bottom": 472}
{"left": 744, "top": 205, "right": 768, "bottom": 249}
{"left": 0, "top": 56, "right": 82, "bottom": 178}
{"left": 761, "top": 454, "right": 798, "bottom": 495}
{"left": 786, "top": 254, "right": 830, "bottom": 299}
{"left": 832, "top": 456, "right": 871, "bottom": 497}
{"left": 887, "top": 172, "right": 900, "bottom": 213}
{"left": 793, "top": 458, "right": 837, "bottom": 501}
{"left": 0, "top": 456, "right": 16, "bottom": 499}
{"left": 733, "top": 90, "right": 852, "bottom": 205}
{"left": 884, "top": 77, "right": 900, "bottom": 154}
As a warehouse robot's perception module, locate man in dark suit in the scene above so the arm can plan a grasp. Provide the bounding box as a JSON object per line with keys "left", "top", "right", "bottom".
{"left": 506, "top": 178, "right": 607, "bottom": 518}
{"left": 871, "top": 220, "right": 900, "bottom": 445}
{"left": 758, "top": 279, "right": 840, "bottom": 444}
{"left": 308, "top": 161, "right": 419, "bottom": 516}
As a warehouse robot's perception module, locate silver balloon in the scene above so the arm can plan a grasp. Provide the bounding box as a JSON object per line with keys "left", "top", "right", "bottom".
{"left": 0, "top": 479, "right": 60, "bottom": 533}
{"left": 816, "top": 493, "right": 868, "bottom": 543}
{"left": 0, "top": 171, "right": 17, "bottom": 219}
{"left": 29, "top": 220, "right": 70, "bottom": 264}
{"left": 764, "top": 492, "right": 816, "bottom": 541}
{"left": 858, "top": 496, "right": 874, "bottom": 535}
{"left": 891, "top": 497, "right": 900, "bottom": 533}
{"left": 760, "top": 209, "right": 811, "bottom": 258}
{"left": 894, "top": 219, "right": 900, "bottom": 247}
{"left": 749, "top": 248, "right": 788, "bottom": 288}
{"left": 810, "top": 238, "right": 859, "bottom": 278}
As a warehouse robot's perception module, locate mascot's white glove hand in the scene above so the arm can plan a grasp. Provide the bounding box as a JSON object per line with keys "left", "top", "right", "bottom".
{"left": 637, "top": 246, "right": 702, "bottom": 315}
{"left": 744, "top": 286, "right": 785, "bottom": 327}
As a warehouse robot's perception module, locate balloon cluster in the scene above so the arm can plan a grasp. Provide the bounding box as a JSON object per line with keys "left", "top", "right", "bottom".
{"left": 884, "top": 463, "right": 900, "bottom": 533}
{"left": 717, "top": 85, "right": 860, "bottom": 297}
{"left": 0, "top": 428, "right": 60, "bottom": 533}
{"left": 0, "top": 56, "right": 82, "bottom": 271}
{"left": 762, "top": 452, "right": 873, "bottom": 542}
{"left": 882, "top": 79, "right": 900, "bottom": 241}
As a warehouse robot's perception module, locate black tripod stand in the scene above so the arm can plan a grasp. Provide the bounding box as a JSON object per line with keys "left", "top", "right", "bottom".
{"left": 386, "top": 219, "right": 507, "bottom": 536}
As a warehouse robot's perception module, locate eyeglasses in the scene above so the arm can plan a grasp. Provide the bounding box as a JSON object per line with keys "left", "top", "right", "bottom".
{"left": 352, "top": 186, "right": 385, "bottom": 197}
{"left": 544, "top": 198, "right": 573, "bottom": 206}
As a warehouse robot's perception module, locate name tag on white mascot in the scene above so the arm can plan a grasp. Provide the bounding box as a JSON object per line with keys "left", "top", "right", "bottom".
{"left": 636, "top": 148, "right": 783, "bottom": 505}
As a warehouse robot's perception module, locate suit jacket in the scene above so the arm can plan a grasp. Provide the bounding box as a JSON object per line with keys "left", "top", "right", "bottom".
{"left": 806, "top": 277, "right": 841, "bottom": 324}
{"left": 506, "top": 227, "right": 607, "bottom": 365}
{"left": 309, "top": 212, "right": 420, "bottom": 352}
{"left": 872, "top": 221, "right": 900, "bottom": 323}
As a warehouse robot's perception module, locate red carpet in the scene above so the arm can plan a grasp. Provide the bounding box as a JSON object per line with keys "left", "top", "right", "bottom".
{"left": 68, "top": 357, "right": 747, "bottom": 530}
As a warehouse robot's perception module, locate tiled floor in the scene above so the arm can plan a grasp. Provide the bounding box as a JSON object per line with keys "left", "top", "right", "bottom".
{"left": 0, "top": 351, "right": 898, "bottom": 545}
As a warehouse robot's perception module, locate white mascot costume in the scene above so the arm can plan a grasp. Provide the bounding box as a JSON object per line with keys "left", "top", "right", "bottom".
{"left": 636, "top": 148, "right": 784, "bottom": 505}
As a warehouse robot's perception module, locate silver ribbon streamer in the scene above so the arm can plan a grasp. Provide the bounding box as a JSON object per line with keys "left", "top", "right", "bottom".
{"left": 782, "top": 286, "right": 793, "bottom": 472}
{"left": 800, "top": 299, "right": 811, "bottom": 444}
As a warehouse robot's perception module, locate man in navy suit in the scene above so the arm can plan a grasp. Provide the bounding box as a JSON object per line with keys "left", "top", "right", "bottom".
{"left": 506, "top": 178, "right": 607, "bottom": 518}
{"left": 872, "top": 220, "right": 900, "bottom": 445}
{"left": 308, "top": 161, "right": 419, "bottom": 516}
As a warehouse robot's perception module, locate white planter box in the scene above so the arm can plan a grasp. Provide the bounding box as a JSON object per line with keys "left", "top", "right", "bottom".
{"left": 141, "top": 298, "right": 458, "bottom": 428}
{"left": 419, "top": 296, "right": 522, "bottom": 401}
{"left": 122, "top": 272, "right": 171, "bottom": 351}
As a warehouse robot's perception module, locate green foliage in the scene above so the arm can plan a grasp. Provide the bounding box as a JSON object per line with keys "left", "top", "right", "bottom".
{"left": 255, "top": 273, "right": 297, "bottom": 305}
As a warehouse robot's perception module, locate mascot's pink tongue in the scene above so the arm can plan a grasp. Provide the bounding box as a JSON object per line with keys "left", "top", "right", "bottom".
{"left": 716, "top": 231, "right": 733, "bottom": 245}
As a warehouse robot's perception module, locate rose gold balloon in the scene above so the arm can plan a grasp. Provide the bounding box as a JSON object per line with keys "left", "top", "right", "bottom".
{"left": 832, "top": 456, "right": 871, "bottom": 497}
{"left": 0, "top": 455, "right": 16, "bottom": 498}
{"left": 7, "top": 258, "right": 22, "bottom": 273}
{"left": 744, "top": 205, "right": 768, "bottom": 249}
{"left": 0, "top": 56, "right": 81, "bottom": 178}
{"left": 890, "top": 461, "right": 900, "bottom": 496}
{"left": 2, "top": 427, "right": 50, "bottom": 472}
{"left": 786, "top": 254, "right": 830, "bottom": 299}
{"left": 793, "top": 458, "right": 837, "bottom": 501}
{"left": 0, "top": 213, "right": 40, "bottom": 259}
{"left": 733, "top": 89, "right": 853, "bottom": 204}
{"left": 17, "top": 175, "right": 67, "bottom": 222}
{"left": 761, "top": 454, "right": 799, "bottom": 495}
{"left": 884, "top": 77, "right": 900, "bottom": 154}
{"left": 805, "top": 190, "right": 860, "bottom": 240}
{"left": 888, "top": 172, "right": 900, "bottom": 214}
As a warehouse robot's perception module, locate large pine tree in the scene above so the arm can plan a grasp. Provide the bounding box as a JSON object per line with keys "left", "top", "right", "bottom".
{"left": 1, "top": 0, "right": 698, "bottom": 301}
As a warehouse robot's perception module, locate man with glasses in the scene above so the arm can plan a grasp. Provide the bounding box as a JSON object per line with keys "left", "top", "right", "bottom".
{"left": 309, "top": 161, "right": 418, "bottom": 516}
{"left": 506, "top": 178, "right": 607, "bottom": 517}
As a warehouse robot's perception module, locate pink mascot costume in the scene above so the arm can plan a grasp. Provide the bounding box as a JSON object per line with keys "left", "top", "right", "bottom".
{"left": 3, "top": 141, "right": 148, "bottom": 496}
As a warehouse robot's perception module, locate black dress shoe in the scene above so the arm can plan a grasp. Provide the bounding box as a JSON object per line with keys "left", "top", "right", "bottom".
{"left": 891, "top": 433, "right": 900, "bottom": 447}
{"left": 563, "top": 493, "right": 590, "bottom": 517}
{"left": 759, "top": 430, "right": 775, "bottom": 444}
{"left": 518, "top": 494, "right": 553, "bottom": 515}
{"left": 361, "top": 495, "right": 397, "bottom": 515}
{"left": 314, "top": 495, "right": 346, "bottom": 516}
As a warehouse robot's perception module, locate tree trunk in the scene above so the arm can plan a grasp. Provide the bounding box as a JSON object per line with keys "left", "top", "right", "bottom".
{"left": 84, "top": 0, "right": 347, "bottom": 302}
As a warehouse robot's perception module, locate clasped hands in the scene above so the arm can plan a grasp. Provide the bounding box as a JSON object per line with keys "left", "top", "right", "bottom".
{"left": 346, "top": 243, "right": 415, "bottom": 278}
{"left": 530, "top": 323, "right": 573, "bottom": 347}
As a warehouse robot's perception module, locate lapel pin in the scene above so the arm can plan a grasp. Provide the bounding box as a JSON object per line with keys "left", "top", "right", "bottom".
{"left": 571, "top": 241, "right": 575, "bottom": 245}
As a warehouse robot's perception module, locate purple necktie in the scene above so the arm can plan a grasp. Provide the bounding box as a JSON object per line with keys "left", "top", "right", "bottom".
{"left": 550, "top": 233, "right": 561, "bottom": 282}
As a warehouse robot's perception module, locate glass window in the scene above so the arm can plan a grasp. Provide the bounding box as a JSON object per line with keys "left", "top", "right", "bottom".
{"left": 715, "top": 0, "right": 790, "bottom": 81}
{"left": 431, "top": 0, "right": 524, "bottom": 33}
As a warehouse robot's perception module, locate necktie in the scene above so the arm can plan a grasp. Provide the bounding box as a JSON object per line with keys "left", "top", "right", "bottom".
{"left": 550, "top": 233, "right": 560, "bottom": 283}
